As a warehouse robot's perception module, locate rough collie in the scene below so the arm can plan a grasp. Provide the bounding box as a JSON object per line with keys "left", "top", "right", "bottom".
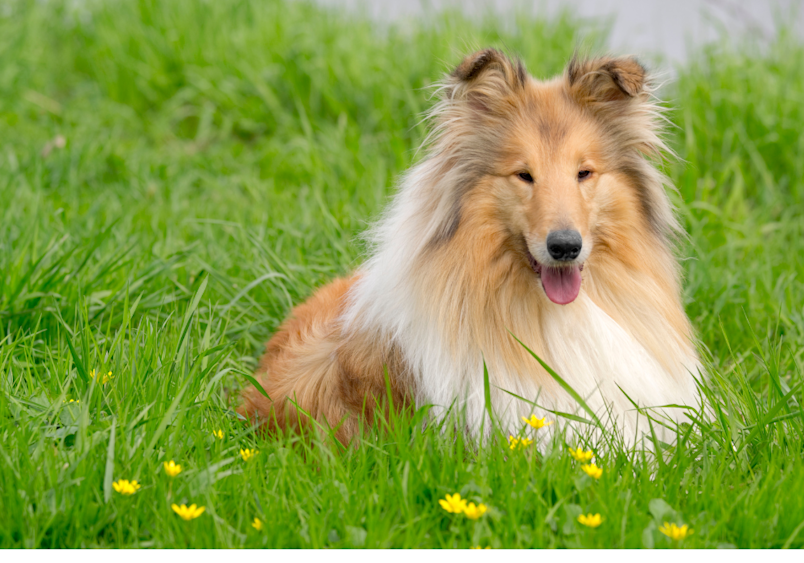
{"left": 240, "top": 49, "right": 703, "bottom": 447}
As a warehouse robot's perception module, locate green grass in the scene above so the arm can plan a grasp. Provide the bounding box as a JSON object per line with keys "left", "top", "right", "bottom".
{"left": 2, "top": 0, "right": 804, "bottom": 548}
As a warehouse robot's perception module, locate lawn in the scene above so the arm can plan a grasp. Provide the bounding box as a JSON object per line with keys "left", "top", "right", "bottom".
{"left": 2, "top": 0, "right": 804, "bottom": 549}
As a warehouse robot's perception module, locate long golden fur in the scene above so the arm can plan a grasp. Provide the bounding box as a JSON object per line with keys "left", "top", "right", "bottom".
{"left": 240, "top": 49, "right": 703, "bottom": 446}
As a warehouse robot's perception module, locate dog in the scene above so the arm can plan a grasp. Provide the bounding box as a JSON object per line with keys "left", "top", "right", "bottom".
{"left": 240, "top": 49, "right": 703, "bottom": 447}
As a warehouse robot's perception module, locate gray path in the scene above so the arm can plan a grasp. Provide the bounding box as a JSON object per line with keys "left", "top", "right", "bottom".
{"left": 316, "top": 0, "right": 803, "bottom": 64}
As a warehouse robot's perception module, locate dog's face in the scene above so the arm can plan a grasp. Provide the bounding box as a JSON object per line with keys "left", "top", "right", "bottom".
{"left": 497, "top": 101, "right": 601, "bottom": 305}
{"left": 440, "top": 50, "right": 668, "bottom": 305}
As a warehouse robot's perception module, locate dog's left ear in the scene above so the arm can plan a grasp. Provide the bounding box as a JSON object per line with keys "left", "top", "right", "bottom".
{"left": 566, "top": 56, "right": 647, "bottom": 109}
{"left": 445, "top": 48, "right": 528, "bottom": 115}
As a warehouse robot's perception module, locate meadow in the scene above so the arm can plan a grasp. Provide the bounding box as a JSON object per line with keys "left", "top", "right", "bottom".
{"left": 2, "top": 0, "right": 804, "bottom": 549}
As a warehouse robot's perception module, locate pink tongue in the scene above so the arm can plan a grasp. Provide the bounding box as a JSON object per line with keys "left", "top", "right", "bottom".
{"left": 541, "top": 265, "right": 582, "bottom": 305}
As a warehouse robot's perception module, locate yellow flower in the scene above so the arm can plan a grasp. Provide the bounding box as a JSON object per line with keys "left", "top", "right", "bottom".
{"left": 463, "top": 502, "right": 488, "bottom": 520}
{"left": 508, "top": 435, "right": 533, "bottom": 450}
{"left": 569, "top": 446, "right": 594, "bottom": 463}
{"left": 212, "top": 429, "right": 224, "bottom": 440}
{"left": 581, "top": 463, "right": 603, "bottom": 479}
{"left": 659, "top": 522, "right": 693, "bottom": 541}
{"left": 163, "top": 460, "right": 182, "bottom": 477}
{"left": 112, "top": 479, "right": 141, "bottom": 495}
{"left": 252, "top": 517, "right": 263, "bottom": 531}
{"left": 439, "top": 493, "right": 467, "bottom": 514}
{"left": 172, "top": 503, "right": 206, "bottom": 521}
{"left": 577, "top": 513, "right": 603, "bottom": 528}
{"left": 470, "top": 546, "right": 491, "bottom": 549}
{"left": 63, "top": 399, "right": 79, "bottom": 403}
{"left": 521, "top": 415, "right": 552, "bottom": 429}
{"left": 240, "top": 448, "right": 258, "bottom": 462}
{"left": 90, "top": 369, "right": 114, "bottom": 384}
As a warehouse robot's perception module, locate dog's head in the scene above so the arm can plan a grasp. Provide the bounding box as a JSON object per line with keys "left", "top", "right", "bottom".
{"left": 430, "top": 49, "right": 676, "bottom": 305}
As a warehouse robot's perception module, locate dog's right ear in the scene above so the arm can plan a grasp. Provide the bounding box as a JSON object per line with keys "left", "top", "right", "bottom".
{"left": 566, "top": 56, "right": 648, "bottom": 109}
{"left": 445, "top": 49, "right": 527, "bottom": 115}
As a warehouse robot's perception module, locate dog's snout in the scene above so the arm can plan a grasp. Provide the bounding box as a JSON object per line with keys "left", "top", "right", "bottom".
{"left": 546, "top": 230, "right": 582, "bottom": 261}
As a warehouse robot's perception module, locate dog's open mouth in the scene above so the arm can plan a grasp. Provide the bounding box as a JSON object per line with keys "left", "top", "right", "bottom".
{"left": 527, "top": 251, "right": 583, "bottom": 305}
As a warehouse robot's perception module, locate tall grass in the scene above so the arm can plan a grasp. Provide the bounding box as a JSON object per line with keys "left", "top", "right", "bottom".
{"left": 1, "top": 0, "right": 803, "bottom": 548}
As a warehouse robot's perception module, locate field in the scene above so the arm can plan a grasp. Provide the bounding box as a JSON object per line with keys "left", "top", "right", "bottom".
{"left": 2, "top": 0, "right": 804, "bottom": 549}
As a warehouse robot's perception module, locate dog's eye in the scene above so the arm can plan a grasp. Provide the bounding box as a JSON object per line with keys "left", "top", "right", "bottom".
{"left": 577, "top": 170, "right": 591, "bottom": 181}
{"left": 517, "top": 172, "right": 533, "bottom": 183}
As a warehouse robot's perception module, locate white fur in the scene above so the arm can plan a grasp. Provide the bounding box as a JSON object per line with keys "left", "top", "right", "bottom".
{"left": 538, "top": 294, "right": 702, "bottom": 445}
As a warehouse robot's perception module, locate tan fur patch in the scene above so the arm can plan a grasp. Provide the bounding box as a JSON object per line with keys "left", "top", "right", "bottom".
{"left": 239, "top": 276, "right": 414, "bottom": 444}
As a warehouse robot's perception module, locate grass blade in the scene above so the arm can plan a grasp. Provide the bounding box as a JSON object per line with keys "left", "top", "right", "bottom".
{"left": 103, "top": 418, "right": 116, "bottom": 503}
{"left": 508, "top": 329, "right": 603, "bottom": 428}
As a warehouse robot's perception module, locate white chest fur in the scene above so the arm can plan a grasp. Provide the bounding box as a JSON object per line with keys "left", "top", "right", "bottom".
{"left": 395, "top": 292, "right": 701, "bottom": 447}
{"left": 535, "top": 294, "right": 701, "bottom": 445}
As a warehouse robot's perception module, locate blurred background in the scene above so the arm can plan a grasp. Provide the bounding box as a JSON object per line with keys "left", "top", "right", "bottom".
{"left": 319, "top": 0, "right": 804, "bottom": 65}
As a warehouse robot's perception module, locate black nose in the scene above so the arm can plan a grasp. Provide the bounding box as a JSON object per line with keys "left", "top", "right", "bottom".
{"left": 546, "top": 230, "right": 583, "bottom": 261}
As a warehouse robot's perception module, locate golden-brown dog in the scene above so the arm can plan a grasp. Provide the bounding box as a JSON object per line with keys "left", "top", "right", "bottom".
{"left": 240, "top": 49, "right": 703, "bottom": 446}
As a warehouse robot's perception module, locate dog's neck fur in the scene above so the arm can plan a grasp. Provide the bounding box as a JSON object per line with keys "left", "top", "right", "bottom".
{"left": 343, "top": 155, "right": 702, "bottom": 447}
